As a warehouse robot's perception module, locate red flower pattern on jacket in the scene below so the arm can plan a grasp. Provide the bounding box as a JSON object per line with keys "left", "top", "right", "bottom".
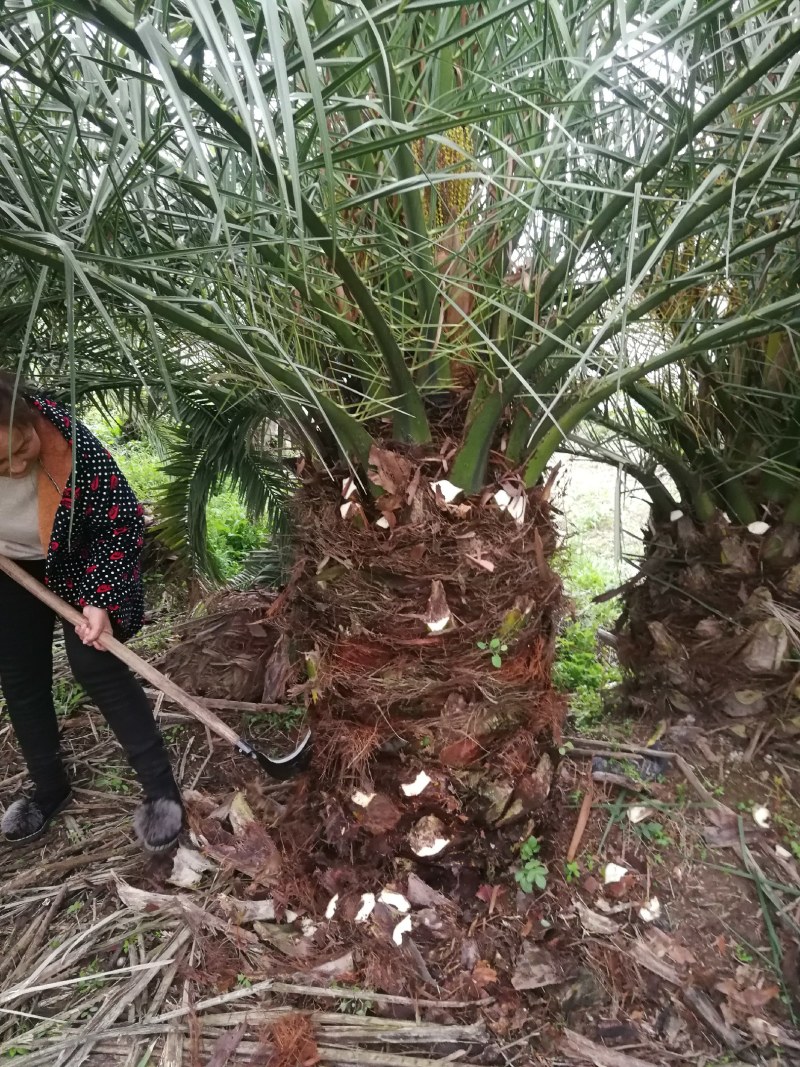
{"left": 31, "top": 397, "right": 146, "bottom": 639}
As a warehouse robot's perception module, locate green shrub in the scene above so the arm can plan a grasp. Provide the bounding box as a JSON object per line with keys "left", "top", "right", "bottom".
{"left": 206, "top": 486, "right": 271, "bottom": 580}
{"left": 84, "top": 412, "right": 271, "bottom": 580}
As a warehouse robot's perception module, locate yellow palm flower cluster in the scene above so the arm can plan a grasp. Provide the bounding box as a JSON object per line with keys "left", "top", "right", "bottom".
{"left": 413, "top": 125, "right": 473, "bottom": 229}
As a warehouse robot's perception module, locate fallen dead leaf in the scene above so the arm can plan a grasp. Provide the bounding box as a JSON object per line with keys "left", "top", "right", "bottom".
{"left": 311, "top": 951, "right": 354, "bottom": 979}
{"left": 511, "top": 943, "right": 563, "bottom": 991}
{"left": 439, "top": 737, "right": 483, "bottom": 767}
{"left": 471, "top": 960, "right": 499, "bottom": 988}
{"left": 605, "top": 872, "right": 638, "bottom": 901}
{"left": 747, "top": 1016, "right": 800, "bottom": 1050}
{"left": 114, "top": 878, "right": 258, "bottom": 946}
{"left": 191, "top": 811, "right": 281, "bottom": 885}
{"left": 368, "top": 446, "right": 412, "bottom": 497}
{"left": 716, "top": 978, "right": 780, "bottom": 1020}
{"left": 628, "top": 938, "right": 680, "bottom": 984}
{"left": 575, "top": 900, "right": 620, "bottom": 936}
{"left": 645, "top": 928, "right": 696, "bottom": 967}
{"left": 168, "top": 845, "right": 217, "bottom": 889}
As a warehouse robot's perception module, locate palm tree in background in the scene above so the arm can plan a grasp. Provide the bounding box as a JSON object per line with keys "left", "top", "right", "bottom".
{"left": 1, "top": 1, "right": 799, "bottom": 809}
{"left": 575, "top": 244, "right": 800, "bottom": 724}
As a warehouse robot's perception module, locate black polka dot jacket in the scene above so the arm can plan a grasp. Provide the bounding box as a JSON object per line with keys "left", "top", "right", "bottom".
{"left": 32, "top": 396, "right": 146, "bottom": 640}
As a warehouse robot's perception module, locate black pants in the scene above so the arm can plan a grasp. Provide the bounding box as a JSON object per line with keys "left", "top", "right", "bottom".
{"left": 0, "top": 561, "right": 178, "bottom": 805}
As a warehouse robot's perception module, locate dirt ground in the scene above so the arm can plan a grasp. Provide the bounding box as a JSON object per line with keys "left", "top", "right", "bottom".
{"left": 2, "top": 671, "right": 800, "bottom": 1067}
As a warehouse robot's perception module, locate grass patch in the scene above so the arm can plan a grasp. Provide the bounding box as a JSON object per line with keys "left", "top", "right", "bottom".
{"left": 554, "top": 547, "right": 622, "bottom": 731}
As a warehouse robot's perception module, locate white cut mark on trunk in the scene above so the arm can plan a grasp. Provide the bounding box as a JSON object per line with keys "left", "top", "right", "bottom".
{"left": 325, "top": 894, "right": 339, "bottom": 920}
{"left": 413, "top": 837, "right": 449, "bottom": 857}
{"left": 670, "top": 510, "right": 684, "bottom": 521}
{"left": 431, "top": 479, "right": 463, "bottom": 503}
{"left": 425, "top": 580, "right": 451, "bottom": 633}
{"left": 355, "top": 893, "right": 376, "bottom": 923}
{"left": 752, "top": 805, "right": 770, "bottom": 828}
{"left": 392, "top": 915, "right": 413, "bottom": 946}
{"left": 604, "top": 863, "right": 628, "bottom": 885}
{"left": 401, "top": 771, "right": 431, "bottom": 797}
{"left": 409, "top": 814, "right": 450, "bottom": 857}
{"left": 639, "top": 897, "right": 661, "bottom": 922}
{"left": 379, "top": 890, "right": 411, "bottom": 913}
{"left": 351, "top": 790, "right": 375, "bottom": 808}
{"left": 494, "top": 488, "right": 526, "bottom": 524}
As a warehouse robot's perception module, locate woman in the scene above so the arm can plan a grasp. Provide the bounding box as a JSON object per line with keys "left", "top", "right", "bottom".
{"left": 0, "top": 375, "right": 183, "bottom": 851}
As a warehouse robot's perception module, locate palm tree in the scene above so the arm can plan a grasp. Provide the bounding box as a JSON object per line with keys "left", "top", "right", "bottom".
{"left": 574, "top": 243, "right": 800, "bottom": 723}
{"left": 1, "top": 1, "right": 799, "bottom": 836}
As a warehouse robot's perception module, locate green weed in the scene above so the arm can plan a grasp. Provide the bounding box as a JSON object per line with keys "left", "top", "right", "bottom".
{"left": 54, "top": 679, "right": 86, "bottom": 718}
{"left": 93, "top": 768, "right": 132, "bottom": 795}
{"left": 477, "top": 636, "right": 508, "bottom": 669}
{"left": 243, "top": 705, "right": 305, "bottom": 734}
{"left": 77, "top": 959, "right": 103, "bottom": 993}
{"left": 733, "top": 943, "right": 754, "bottom": 964}
{"left": 514, "top": 836, "right": 549, "bottom": 893}
{"left": 331, "top": 984, "right": 375, "bottom": 1016}
{"left": 634, "top": 820, "right": 672, "bottom": 849}
{"left": 564, "top": 860, "right": 581, "bottom": 884}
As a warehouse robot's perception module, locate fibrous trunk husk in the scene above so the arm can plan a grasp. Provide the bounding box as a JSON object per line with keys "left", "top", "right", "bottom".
{"left": 617, "top": 513, "right": 800, "bottom": 723}
{"left": 158, "top": 442, "right": 566, "bottom": 994}
{"left": 283, "top": 446, "right": 564, "bottom": 777}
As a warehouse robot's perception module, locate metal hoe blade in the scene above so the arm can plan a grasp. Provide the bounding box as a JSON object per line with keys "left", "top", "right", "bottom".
{"left": 236, "top": 729, "right": 313, "bottom": 781}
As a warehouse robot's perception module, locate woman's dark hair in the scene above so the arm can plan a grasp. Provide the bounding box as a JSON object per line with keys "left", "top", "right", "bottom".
{"left": 0, "top": 372, "right": 34, "bottom": 430}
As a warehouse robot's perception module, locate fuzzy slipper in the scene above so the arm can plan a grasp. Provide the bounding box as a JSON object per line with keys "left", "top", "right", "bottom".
{"left": 1, "top": 790, "right": 73, "bottom": 845}
{"left": 133, "top": 797, "right": 184, "bottom": 854}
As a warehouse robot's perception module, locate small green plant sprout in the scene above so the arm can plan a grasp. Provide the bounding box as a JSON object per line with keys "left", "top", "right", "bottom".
{"left": 77, "top": 959, "right": 103, "bottom": 993}
{"left": 515, "top": 836, "right": 549, "bottom": 893}
{"left": 634, "top": 820, "right": 672, "bottom": 848}
{"left": 94, "top": 769, "right": 132, "bottom": 795}
{"left": 558, "top": 740, "right": 574, "bottom": 756}
{"left": 235, "top": 974, "right": 252, "bottom": 988}
{"left": 477, "top": 636, "right": 508, "bottom": 668}
{"left": 331, "top": 983, "right": 375, "bottom": 1016}
{"left": 733, "top": 943, "right": 754, "bottom": 964}
{"left": 564, "top": 860, "right": 581, "bottom": 884}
